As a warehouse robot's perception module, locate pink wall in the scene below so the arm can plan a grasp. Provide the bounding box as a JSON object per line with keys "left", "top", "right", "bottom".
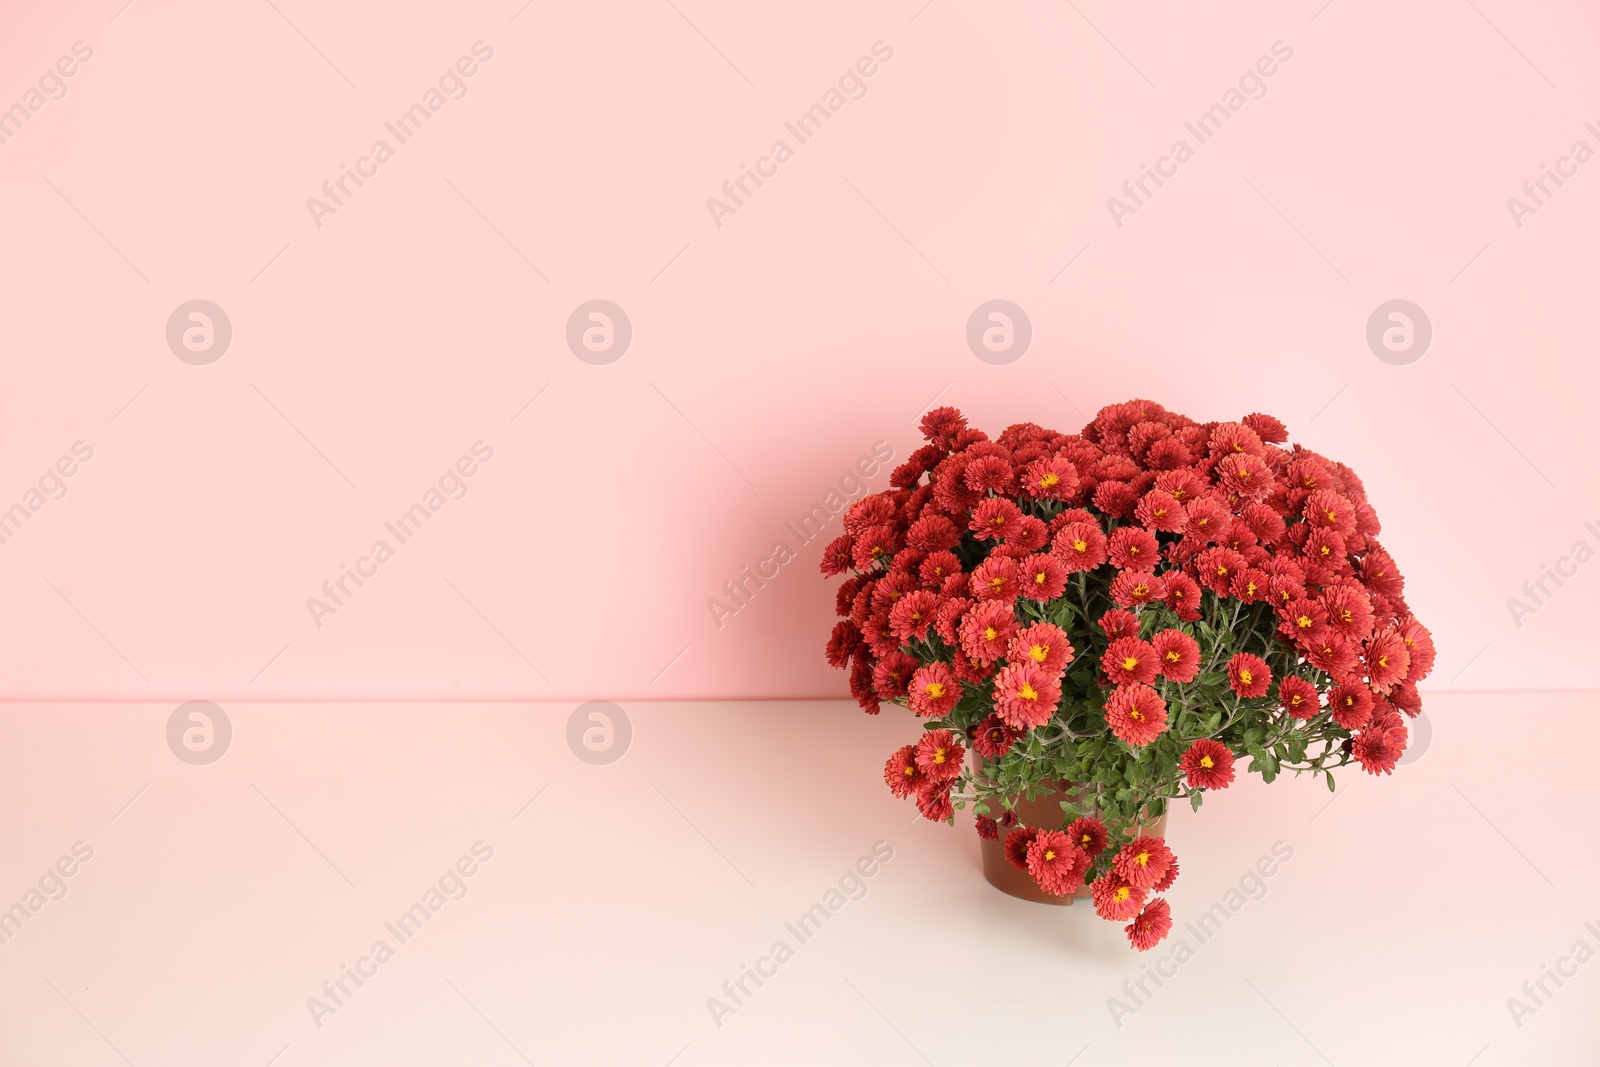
{"left": 0, "top": 0, "right": 1595, "bottom": 699}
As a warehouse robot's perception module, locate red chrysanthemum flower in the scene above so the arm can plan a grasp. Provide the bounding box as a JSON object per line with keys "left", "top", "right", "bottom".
{"left": 1066, "top": 816, "right": 1109, "bottom": 856}
{"left": 1183, "top": 497, "right": 1231, "bottom": 542}
{"left": 1230, "top": 568, "right": 1270, "bottom": 604}
{"left": 1113, "top": 836, "right": 1176, "bottom": 890}
{"left": 971, "top": 713, "right": 1024, "bottom": 758}
{"left": 1134, "top": 489, "right": 1187, "bottom": 533}
{"left": 1003, "top": 826, "right": 1039, "bottom": 871}
{"left": 1180, "top": 738, "right": 1236, "bottom": 789}
{"left": 918, "top": 550, "right": 962, "bottom": 588}
{"left": 1398, "top": 615, "right": 1436, "bottom": 683}
{"left": 1361, "top": 544, "right": 1406, "bottom": 599}
{"left": 907, "top": 661, "right": 960, "bottom": 718}
{"left": 906, "top": 514, "right": 962, "bottom": 553}
{"left": 1216, "top": 451, "right": 1272, "bottom": 500}
{"left": 933, "top": 596, "right": 972, "bottom": 645}
{"left": 825, "top": 620, "right": 861, "bottom": 669}
{"left": 1365, "top": 630, "right": 1411, "bottom": 693}
{"left": 820, "top": 534, "right": 855, "bottom": 576}
{"left": 1279, "top": 597, "right": 1328, "bottom": 645}
{"left": 974, "top": 815, "right": 999, "bottom": 840}
{"left": 1303, "top": 526, "right": 1348, "bottom": 571}
{"left": 884, "top": 744, "right": 921, "bottom": 798}
{"left": 1091, "top": 872, "right": 1147, "bottom": 921}
{"left": 992, "top": 662, "right": 1062, "bottom": 729}
{"left": 1102, "top": 637, "right": 1159, "bottom": 686}
{"left": 1008, "top": 515, "right": 1051, "bottom": 553}
{"left": 920, "top": 405, "right": 967, "bottom": 448}
{"left": 851, "top": 525, "right": 899, "bottom": 570}
{"left": 1008, "top": 622, "right": 1074, "bottom": 675}
{"left": 964, "top": 454, "right": 1015, "bottom": 495}
{"left": 888, "top": 589, "right": 939, "bottom": 643}
{"left": 1019, "top": 456, "right": 1078, "bottom": 501}
{"left": 914, "top": 729, "right": 964, "bottom": 781}
{"left": 1098, "top": 608, "right": 1141, "bottom": 641}
{"left": 1210, "top": 421, "right": 1266, "bottom": 457}
{"left": 1104, "top": 683, "right": 1168, "bottom": 746}
{"left": 1027, "top": 831, "right": 1091, "bottom": 896}
{"left": 1303, "top": 489, "right": 1358, "bottom": 537}
{"left": 872, "top": 650, "right": 919, "bottom": 699}
{"left": 1111, "top": 569, "right": 1166, "bottom": 608}
{"left": 1051, "top": 521, "right": 1109, "bottom": 573}
{"left": 1152, "top": 860, "right": 1180, "bottom": 893}
{"left": 970, "top": 555, "right": 1020, "bottom": 602}
{"left": 1242, "top": 412, "right": 1288, "bottom": 444}
{"left": 916, "top": 782, "right": 955, "bottom": 822}
{"left": 1226, "top": 653, "right": 1271, "bottom": 698}
{"left": 970, "top": 497, "right": 1024, "bottom": 542}
{"left": 1015, "top": 553, "right": 1069, "bottom": 604}
{"left": 1328, "top": 683, "right": 1373, "bottom": 730}
{"left": 1108, "top": 526, "right": 1161, "bottom": 570}
{"left": 1195, "top": 547, "right": 1248, "bottom": 595}
{"left": 1151, "top": 629, "right": 1200, "bottom": 683}
{"left": 1164, "top": 572, "right": 1203, "bottom": 621}
{"left": 1307, "top": 632, "right": 1358, "bottom": 679}
{"left": 959, "top": 601, "right": 1016, "bottom": 665}
{"left": 1125, "top": 897, "right": 1174, "bottom": 951}
{"left": 1278, "top": 675, "right": 1320, "bottom": 719}
{"left": 1352, "top": 723, "right": 1407, "bottom": 775}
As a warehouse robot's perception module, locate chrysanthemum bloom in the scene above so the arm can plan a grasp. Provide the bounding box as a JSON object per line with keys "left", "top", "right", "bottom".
{"left": 1125, "top": 898, "right": 1174, "bottom": 951}
{"left": 919, "top": 405, "right": 967, "bottom": 449}
{"left": 970, "top": 555, "right": 1020, "bottom": 602}
{"left": 1094, "top": 480, "right": 1139, "bottom": 517}
{"left": 964, "top": 454, "right": 1015, "bottom": 495}
{"left": 1109, "top": 526, "right": 1161, "bottom": 570}
{"left": 1007, "top": 622, "right": 1074, "bottom": 675}
{"left": 888, "top": 589, "right": 939, "bottom": 643}
{"left": 1183, "top": 497, "right": 1231, "bottom": 542}
{"left": 1209, "top": 421, "right": 1265, "bottom": 457}
{"left": 1066, "top": 816, "right": 1109, "bottom": 856}
{"left": 871, "top": 651, "right": 919, "bottom": 699}
{"left": 1195, "top": 547, "right": 1247, "bottom": 594}
{"left": 883, "top": 745, "right": 921, "bottom": 798}
{"left": 1328, "top": 683, "right": 1374, "bottom": 730}
{"left": 1180, "top": 738, "right": 1236, "bottom": 789}
{"left": 914, "top": 729, "right": 964, "bottom": 782}
{"left": 1019, "top": 456, "right": 1078, "bottom": 501}
{"left": 1360, "top": 544, "right": 1406, "bottom": 599}
{"left": 820, "top": 534, "right": 855, "bottom": 576}
{"left": 1242, "top": 412, "right": 1288, "bottom": 443}
{"left": 1352, "top": 723, "right": 1407, "bottom": 775}
{"left": 1111, "top": 569, "right": 1166, "bottom": 608}
{"left": 1391, "top": 680, "right": 1422, "bottom": 717}
{"left": 1098, "top": 609, "right": 1141, "bottom": 641}
{"left": 907, "top": 662, "right": 960, "bottom": 718}
{"left": 1103, "top": 638, "right": 1159, "bottom": 686}
{"left": 970, "top": 497, "right": 1024, "bottom": 541}
{"left": 1007, "top": 515, "right": 1050, "bottom": 553}
{"left": 1146, "top": 437, "right": 1195, "bottom": 470}
{"left": 1091, "top": 872, "right": 1147, "bottom": 921}
{"left": 844, "top": 494, "right": 897, "bottom": 533}
{"left": 870, "top": 570, "right": 918, "bottom": 613}
{"left": 1216, "top": 451, "right": 1272, "bottom": 500}
{"left": 1398, "top": 615, "right": 1436, "bottom": 683}
{"left": 1365, "top": 630, "right": 1411, "bottom": 693}
{"left": 1114, "top": 836, "right": 1176, "bottom": 889}
{"left": 1027, "top": 831, "right": 1091, "bottom": 896}
{"left": 1104, "top": 683, "right": 1168, "bottom": 746}
{"left": 952, "top": 648, "right": 997, "bottom": 684}
{"left": 959, "top": 601, "right": 1016, "bottom": 665}
{"left": 1279, "top": 597, "right": 1328, "bottom": 645}
{"left": 825, "top": 620, "right": 863, "bottom": 670}
{"left": 1226, "top": 653, "right": 1272, "bottom": 699}
{"left": 1303, "top": 488, "right": 1358, "bottom": 537}
{"left": 1134, "top": 489, "right": 1188, "bottom": 533}
{"left": 1240, "top": 502, "right": 1287, "bottom": 545}
{"left": 992, "top": 662, "right": 1062, "bottom": 729}
{"left": 933, "top": 597, "right": 973, "bottom": 645}
{"left": 998, "top": 810, "right": 1018, "bottom": 828}
{"left": 918, "top": 550, "right": 962, "bottom": 588}
{"left": 906, "top": 514, "right": 962, "bottom": 553}
{"left": 850, "top": 657, "right": 880, "bottom": 714}
{"left": 1278, "top": 675, "right": 1320, "bottom": 719}
{"left": 1003, "top": 826, "right": 1039, "bottom": 871}
{"left": 1164, "top": 573, "right": 1204, "bottom": 621}
{"left": 851, "top": 524, "right": 900, "bottom": 570}
{"left": 971, "top": 713, "right": 1024, "bottom": 758}
{"left": 1307, "top": 632, "right": 1357, "bottom": 678}
{"left": 1051, "top": 521, "right": 1109, "bottom": 573}
{"left": 1017, "top": 553, "right": 1069, "bottom": 603}
{"left": 1151, "top": 629, "right": 1201, "bottom": 682}
{"left": 1151, "top": 861, "right": 1180, "bottom": 893}
{"left": 916, "top": 782, "right": 955, "bottom": 822}
{"left": 974, "top": 815, "right": 999, "bottom": 841}
{"left": 1230, "top": 568, "right": 1270, "bottom": 604}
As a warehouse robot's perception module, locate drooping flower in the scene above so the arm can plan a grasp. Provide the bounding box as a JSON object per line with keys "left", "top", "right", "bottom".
{"left": 1180, "top": 738, "right": 1236, "bottom": 789}
{"left": 883, "top": 745, "right": 921, "bottom": 798}
{"left": 1152, "top": 861, "right": 1180, "bottom": 893}
{"left": 1027, "top": 830, "right": 1092, "bottom": 895}
{"left": 1091, "top": 872, "right": 1147, "bottom": 921}
{"left": 872, "top": 651, "right": 919, "bottom": 699}
{"left": 1151, "top": 629, "right": 1200, "bottom": 682}
{"left": 974, "top": 815, "right": 999, "bottom": 840}
{"left": 1113, "top": 836, "right": 1176, "bottom": 889}
{"left": 1102, "top": 638, "right": 1159, "bottom": 686}
{"left": 914, "top": 729, "right": 964, "bottom": 781}
{"left": 1226, "top": 653, "right": 1271, "bottom": 698}
{"left": 1066, "top": 816, "right": 1108, "bottom": 857}
{"left": 1003, "top": 826, "right": 1039, "bottom": 871}
{"left": 1398, "top": 615, "right": 1436, "bottom": 683}
{"left": 907, "top": 662, "right": 960, "bottom": 718}
{"left": 1352, "top": 722, "right": 1408, "bottom": 775}
{"left": 825, "top": 620, "right": 862, "bottom": 669}
{"left": 915, "top": 781, "right": 955, "bottom": 822}
{"left": 971, "top": 713, "right": 1024, "bottom": 758}
{"left": 1125, "top": 898, "right": 1174, "bottom": 951}
{"left": 1007, "top": 622, "right": 1074, "bottom": 676}
{"left": 820, "top": 534, "right": 855, "bottom": 576}
{"left": 992, "top": 662, "right": 1062, "bottom": 729}
{"left": 1104, "top": 683, "right": 1168, "bottom": 746}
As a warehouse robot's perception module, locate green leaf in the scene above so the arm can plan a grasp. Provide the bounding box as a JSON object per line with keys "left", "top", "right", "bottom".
{"left": 1325, "top": 770, "right": 1336, "bottom": 792}
{"left": 1190, "top": 791, "right": 1204, "bottom": 811}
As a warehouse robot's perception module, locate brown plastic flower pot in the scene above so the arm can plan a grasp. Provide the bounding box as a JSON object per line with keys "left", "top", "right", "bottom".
{"left": 977, "top": 781, "right": 1168, "bottom": 905}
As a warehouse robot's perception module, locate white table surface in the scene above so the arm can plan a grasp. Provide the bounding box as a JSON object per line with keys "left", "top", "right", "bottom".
{"left": 0, "top": 692, "right": 1594, "bottom": 1066}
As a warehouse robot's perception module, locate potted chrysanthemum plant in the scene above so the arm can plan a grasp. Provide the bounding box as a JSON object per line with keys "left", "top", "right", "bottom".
{"left": 821, "top": 402, "right": 1435, "bottom": 951}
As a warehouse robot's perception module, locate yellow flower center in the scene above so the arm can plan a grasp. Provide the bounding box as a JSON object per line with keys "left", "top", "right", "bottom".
{"left": 1039, "top": 472, "right": 1059, "bottom": 489}
{"left": 1113, "top": 887, "right": 1131, "bottom": 903}
{"left": 1029, "top": 645, "right": 1049, "bottom": 664}
{"left": 1043, "top": 849, "right": 1057, "bottom": 861}
{"left": 1135, "top": 851, "right": 1150, "bottom": 867}
{"left": 933, "top": 748, "right": 947, "bottom": 764}
{"left": 1200, "top": 754, "right": 1215, "bottom": 768}
{"left": 903, "top": 766, "right": 915, "bottom": 777}
{"left": 1165, "top": 651, "right": 1180, "bottom": 663}
{"left": 1035, "top": 572, "right": 1048, "bottom": 584}
{"left": 1239, "top": 669, "right": 1254, "bottom": 685}
{"left": 1132, "top": 583, "right": 1149, "bottom": 597}
{"left": 1122, "top": 656, "right": 1140, "bottom": 671}
{"left": 1019, "top": 683, "right": 1039, "bottom": 701}
{"left": 984, "top": 626, "right": 997, "bottom": 641}
{"left": 989, "top": 577, "right": 1006, "bottom": 590}
{"left": 1072, "top": 538, "right": 1088, "bottom": 552}
{"left": 1129, "top": 709, "right": 1144, "bottom": 722}
{"left": 1378, "top": 655, "right": 1389, "bottom": 667}
{"left": 925, "top": 681, "right": 945, "bottom": 699}
{"left": 1297, "top": 615, "right": 1313, "bottom": 629}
